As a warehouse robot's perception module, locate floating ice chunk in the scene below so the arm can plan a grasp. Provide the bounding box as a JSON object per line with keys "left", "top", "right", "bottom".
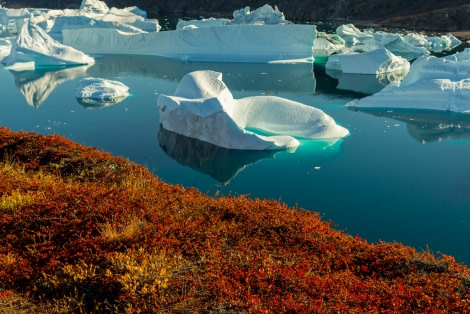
{"left": 230, "top": 4, "right": 292, "bottom": 25}
{"left": 346, "top": 49, "right": 470, "bottom": 113}
{"left": 325, "top": 48, "right": 410, "bottom": 74}
{"left": 80, "top": 0, "right": 109, "bottom": 15}
{"left": 177, "top": 4, "right": 289, "bottom": 30}
{"left": 75, "top": 77, "right": 129, "bottom": 107}
{"left": 336, "top": 24, "right": 429, "bottom": 60}
{"left": 157, "top": 70, "right": 348, "bottom": 150}
{"left": 404, "top": 33, "right": 461, "bottom": 53}
{"left": 2, "top": 20, "right": 94, "bottom": 70}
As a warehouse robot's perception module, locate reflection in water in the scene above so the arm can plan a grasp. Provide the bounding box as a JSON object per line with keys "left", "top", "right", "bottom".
{"left": 76, "top": 95, "right": 128, "bottom": 109}
{"left": 9, "top": 65, "right": 91, "bottom": 108}
{"left": 87, "top": 55, "right": 316, "bottom": 93}
{"left": 9, "top": 55, "right": 316, "bottom": 109}
{"left": 325, "top": 68, "right": 409, "bottom": 95}
{"left": 356, "top": 108, "right": 470, "bottom": 143}
{"left": 158, "top": 125, "right": 290, "bottom": 184}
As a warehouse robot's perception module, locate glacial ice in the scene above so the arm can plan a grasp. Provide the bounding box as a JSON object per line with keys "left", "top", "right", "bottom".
{"left": 177, "top": 4, "right": 291, "bottom": 30}
{"left": 336, "top": 24, "right": 430, "bottom": 60}
{"left": 75, "top": 77, "right": 129, "bottom": 107}
{"left": 2, "top": 20, "right": 94, "bottom": 70}
{"left": 325, "top": 48, "right": 410, "bottom": 74}
{"left": 346, "top": 48, "right": 470, "bottom": 113}
{"left": 157, "top": 70, "right": 348, "bottom": 150}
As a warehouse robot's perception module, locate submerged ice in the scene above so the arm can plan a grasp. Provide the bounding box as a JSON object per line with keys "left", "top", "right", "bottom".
{"left": 157, "top": 70, "right": 348, "bottom": 150}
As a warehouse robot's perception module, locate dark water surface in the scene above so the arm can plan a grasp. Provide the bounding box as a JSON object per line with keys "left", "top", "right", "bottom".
{"left": 1, "top": 51, "right": 469, "bottom": 265}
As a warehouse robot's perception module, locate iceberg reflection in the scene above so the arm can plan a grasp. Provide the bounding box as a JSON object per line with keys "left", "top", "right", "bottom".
{"left": 325, "top": 68, "right": 409, "bottom": 95}
{"left": 9, "top": 64, "right": 91, "bottom": 108}
{"left": 356, "top": 108, "right": 470, "bottom": 143}
{"left": 87, "top": 55, "right": 316, "bottom": 93}
{"left": 158, "top": 125, "right": 289, "bottom": 184}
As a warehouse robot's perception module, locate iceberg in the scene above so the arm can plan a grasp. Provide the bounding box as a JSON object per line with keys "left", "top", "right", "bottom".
{"left": 63, "top": 4, "right": 316, "bottom": 63}
{"left": 75, "top": 77, "right": 129, "bottom": 107}
{"left": 336, "top": 24, "right": 430, "bottom": 60}
{"left": 346, "top": 49, "right": 470, "bottom": 113}
{"left": 177, "top": 4, "right": 291, "bottom": 29}
{"left": 325, "top": 48, "right": 410, "bottom": 74}
{"left": 157, "top": 70, "right": 348, "bottom": 150}
{"left": 2, "top": 20, "right": 94, "bottom": 70}
{"left": 403, "top": 33, "right": 461, "bottom": 53}
{"left": 63, "top": 23, "right": 316, "bottom": 63}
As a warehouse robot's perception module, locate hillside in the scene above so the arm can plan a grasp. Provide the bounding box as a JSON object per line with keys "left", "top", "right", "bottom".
{"left": 0, "top": 128, "right": 470, "bottom": 312}
{"left": 4, "top": 0, "right": 470, "bottom": 31}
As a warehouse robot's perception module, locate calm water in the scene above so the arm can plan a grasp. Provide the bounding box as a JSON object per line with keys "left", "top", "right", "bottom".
{"left": 1, "top": 52, "right": 470, "bottom": 265}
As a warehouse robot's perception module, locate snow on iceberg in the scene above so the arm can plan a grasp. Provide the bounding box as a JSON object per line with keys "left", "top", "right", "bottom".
{"left": 157, "top": 70, "right": 348, "bottom": 150}
{"left": 2, "top": 20, "right": 94, "bottom": 70}
{"left": 325, "top": 48, "right": 410, "bottom": 74}
{"left": 346, "top": 48, "right": 470, "bottom": 113}
{"left": 75, "top": 77, "right": 129, "bottom": 107}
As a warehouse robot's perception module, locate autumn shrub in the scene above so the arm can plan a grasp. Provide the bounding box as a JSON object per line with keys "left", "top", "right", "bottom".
{"left": 0, "top": 126, "right": 469, "bottom": 312}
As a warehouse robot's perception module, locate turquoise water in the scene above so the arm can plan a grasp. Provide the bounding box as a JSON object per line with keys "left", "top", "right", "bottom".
{"left": 1, "top": 53, "right": 469, "bottom": 265}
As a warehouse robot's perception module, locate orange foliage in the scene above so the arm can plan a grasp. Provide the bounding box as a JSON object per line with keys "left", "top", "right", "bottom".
{"left": 0, "top": 127, "right": 469, "bottom": 312}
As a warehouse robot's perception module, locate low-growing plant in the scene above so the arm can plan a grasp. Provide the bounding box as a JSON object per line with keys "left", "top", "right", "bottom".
{"left": 0, "top": 126, "right": 469, "bottom": 312}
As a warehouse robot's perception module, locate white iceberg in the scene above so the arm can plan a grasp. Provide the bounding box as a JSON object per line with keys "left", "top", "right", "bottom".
{"left": 177, "top": 4, "right": 291, "bottom": 30}
{"left": 336, "top": 24, "right": 430, "bottom": 60}
{"left": 403, "top": 33, "right": 461, "bottom": 53}
{"left": 2, "top": 20, "right": 94, "bottom": 70}
{"left": 325, "top": 48, "right": 410, "bottom": 74}
{"left": 63, "top": 4, "right": 316, "bottom": 63}
{"left": 75, "top": 77, "right": 129, "bottom": 107}
{"left": 157, "top": 70, "right": 348, "bottom": 150}
{"left": 346, "top": 48, "right": 470, "bottom": 113}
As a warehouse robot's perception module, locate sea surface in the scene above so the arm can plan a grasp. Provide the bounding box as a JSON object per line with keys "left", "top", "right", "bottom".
{"left": 1, "top": 30, "right": 469, "bottom": 265}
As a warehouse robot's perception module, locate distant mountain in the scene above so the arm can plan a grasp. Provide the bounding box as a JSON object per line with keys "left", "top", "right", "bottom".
{"left": 4, "top": 0, "right": 470, "bottom": 31}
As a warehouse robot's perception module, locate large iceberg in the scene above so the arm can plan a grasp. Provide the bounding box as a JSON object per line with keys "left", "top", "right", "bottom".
{"left": 63, "top": 4, "right": 316, "bottom": 63}
{"left": 325, "top": 48, "right": 410, "bottom": 74}
{"left": 157, "top": 70, "right": 348, "bottom": 150}
{"left": 2, "top": 20, "right": 94, "bottom": 70}
{"left": 346, "top": 48, "right": 470, "bottom": 113}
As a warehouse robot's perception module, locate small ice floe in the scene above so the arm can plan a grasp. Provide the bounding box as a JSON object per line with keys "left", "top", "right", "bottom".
{"left": 75, "top": 77, "right": 129, "bottom": 107}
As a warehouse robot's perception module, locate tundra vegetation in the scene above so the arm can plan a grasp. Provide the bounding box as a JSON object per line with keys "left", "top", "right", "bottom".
{"left": 0, "top": 126, "right": 469, "bottom": 312}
